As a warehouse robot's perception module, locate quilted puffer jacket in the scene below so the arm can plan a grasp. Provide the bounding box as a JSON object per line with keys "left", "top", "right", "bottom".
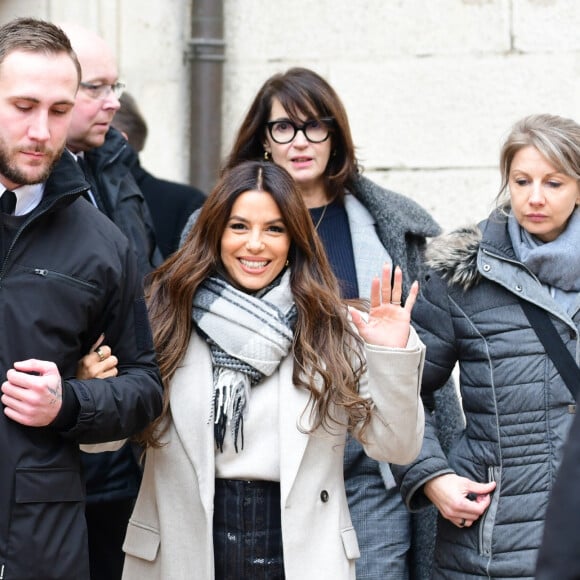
{"left": 395, "top": 210, "right": 577, "bottom": 579}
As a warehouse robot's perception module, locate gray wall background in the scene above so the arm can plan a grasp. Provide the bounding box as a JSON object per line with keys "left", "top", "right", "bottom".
{"left": 2, "top": 0, "right": 580, "bottom": 232}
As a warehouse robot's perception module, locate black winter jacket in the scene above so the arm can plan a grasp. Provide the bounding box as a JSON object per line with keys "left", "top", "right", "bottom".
{"left": 130, "top": 154, "right": 205, "bottom": 258}
{"left": 0, "top": 151, "right": 163, "bottom": 580}
{"left": 396, "top": 211, "right": 577, "bottom": 579}
{"left": 85, "top": 127, "right": 163, "bottom": 279}
{"left": 83, "top": 128, "right": 163, "bottom": 505}
{"left": 536, "top": 404, "right": 580, "bottom": 579}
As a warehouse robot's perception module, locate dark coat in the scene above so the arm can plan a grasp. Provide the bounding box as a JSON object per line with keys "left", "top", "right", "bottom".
{"left": 82, "top": 131, "right": 164, "bottom": 506}
{"left": 0, "top": 151, "right": 163, "bottom": 580}
{"left": 85, "top": 128, "right": 163, "bottom": 279}
{"left": 131, "top": 156, "right": 205, "bottom": 258}
{"left": 536, "top": 406, "right": 580, "bottom": 580}
{"left": 396, "top": 211, "right": 577, "bottom": 579}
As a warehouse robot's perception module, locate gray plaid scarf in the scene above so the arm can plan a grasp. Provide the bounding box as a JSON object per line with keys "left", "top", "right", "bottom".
{"left": 192, "top": 271, "right": 296, "bottom": 452}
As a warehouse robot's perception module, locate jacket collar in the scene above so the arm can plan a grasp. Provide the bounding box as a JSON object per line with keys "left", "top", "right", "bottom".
{"left": 352, "top": 175, "right": 441, "bottom": 240}
{"left": 38, "top": 149, "right": 89, "bottom": 213}
{"left": 423, "top": 210, "right": 517, "bottom": 292}
{"left": 478, "top": 210, "right": 518, "bottom": 260}
{"left": 85, "top": 127, "right": 131, "bottom": 172}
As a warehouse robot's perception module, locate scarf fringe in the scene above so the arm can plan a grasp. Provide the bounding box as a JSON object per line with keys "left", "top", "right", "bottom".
{"left": 212, "top": 369, "right": 251, "bottom": 452}
{"left": 193, "top": 272, "right": 296, "bottom": 453}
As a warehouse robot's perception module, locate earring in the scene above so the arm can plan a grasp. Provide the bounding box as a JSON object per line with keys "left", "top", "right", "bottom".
{"left": 285, "top": 260, "right": 289, "bottom": 267}
{"left": 264, "top": 150, "right": 270, "bottom": 161}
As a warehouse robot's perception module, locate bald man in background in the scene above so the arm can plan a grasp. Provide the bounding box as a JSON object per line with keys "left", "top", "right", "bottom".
{"left": 59, "top": 23, "right": 162, "bottom": 580}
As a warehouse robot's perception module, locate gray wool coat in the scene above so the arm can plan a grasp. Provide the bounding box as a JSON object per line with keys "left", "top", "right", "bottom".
{"left": 348, "top": 176, "right": 463, "bottom": 579}
{"left": 396, "top": 211, "right": 578, "bottom": 579}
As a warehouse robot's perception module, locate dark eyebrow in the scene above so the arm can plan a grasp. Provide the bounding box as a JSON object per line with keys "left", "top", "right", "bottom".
{"left": 228, "top": 215, "right": 285, "bottom": 226}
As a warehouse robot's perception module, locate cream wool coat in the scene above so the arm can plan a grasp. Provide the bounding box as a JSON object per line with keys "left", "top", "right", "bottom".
{"left": 122, "top": 329, "right": 425, "bottom": 580}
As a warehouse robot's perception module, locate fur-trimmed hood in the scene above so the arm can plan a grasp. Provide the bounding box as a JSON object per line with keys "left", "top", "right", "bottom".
{"left": 425, "top": 224, "right": 483, "bottom": 290}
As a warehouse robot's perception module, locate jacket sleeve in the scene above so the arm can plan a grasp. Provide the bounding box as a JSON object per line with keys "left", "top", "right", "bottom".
{"left": 56, "top": 240, "right": 163, "bottom": 444}
{"left": 413, "top": 268, "right": 459, "bottom": 399}
{"left": 354, "top": 327, "right": 426, "bottom": 465}
{"left": 391, "top": 267, "right": 461, "bottom": 510}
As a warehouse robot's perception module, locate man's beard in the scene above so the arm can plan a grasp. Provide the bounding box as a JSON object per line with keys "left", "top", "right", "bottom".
{"left": 0, "top": 142, "right": 64, "bottom": 186}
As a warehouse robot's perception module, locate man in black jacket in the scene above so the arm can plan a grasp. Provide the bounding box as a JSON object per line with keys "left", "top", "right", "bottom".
{"left": 59, "top": 23, "right": 164, "bottom": 580}
{"left": 0, "top": 18, "right": 163, "bottom": 580}
{"left": 61, "top": 23, "right": 162, "bottom": 279}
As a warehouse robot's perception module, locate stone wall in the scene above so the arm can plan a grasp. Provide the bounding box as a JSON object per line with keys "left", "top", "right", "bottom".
{"left": 2, "top": 0, "right": 579, "bottom": 231}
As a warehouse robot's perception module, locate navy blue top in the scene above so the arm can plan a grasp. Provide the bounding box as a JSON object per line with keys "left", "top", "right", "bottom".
{"left": 310, "top": 199, "right": 359, "bottom": 299}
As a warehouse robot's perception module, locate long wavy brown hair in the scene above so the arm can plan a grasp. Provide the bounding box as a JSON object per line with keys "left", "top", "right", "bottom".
{"left": 140, "top": 160, "right": 371, "bottom": 447}
{"left": 223, "top": 67, "right": 360, "bottom": 202}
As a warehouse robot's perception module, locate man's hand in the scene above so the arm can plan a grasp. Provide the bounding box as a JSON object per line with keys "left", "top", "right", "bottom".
{"left": 1, "top": 359, "right": 63, "bottom": 426}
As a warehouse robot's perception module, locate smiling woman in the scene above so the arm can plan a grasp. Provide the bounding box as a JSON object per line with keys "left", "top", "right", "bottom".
{"left": 121, "top": 159, "right": 427, "bottom": 580}
{"left": 220, "top": 188, "right": 291, "bottom": 291}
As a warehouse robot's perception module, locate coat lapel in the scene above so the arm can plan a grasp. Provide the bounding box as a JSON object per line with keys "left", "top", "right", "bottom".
{"left": 170, "top": 332, "right": 215, "bottom": 514}
{"left": 344, "top": 194, "right": 391, "bottom": 296}
{"left": 170, "top": 334, "right": 314, "bottom": 511}
{"left": 278, "top": 357, "right": 311, "bottom": 505}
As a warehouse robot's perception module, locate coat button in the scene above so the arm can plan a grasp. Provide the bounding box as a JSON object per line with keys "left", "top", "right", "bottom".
{"left": 482, "top": 264, "right": 491, "bottom": 272}
{"left": 320, "top": 490, "right": 329, "bottom": 502}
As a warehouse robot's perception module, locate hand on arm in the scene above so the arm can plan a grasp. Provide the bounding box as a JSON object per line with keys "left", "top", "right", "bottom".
{"left": 76, "top": 334, "right": 118, "bottom": 380}
{"left": 424, "top": 473, "right": 497, "bottom": 528}
{"left": 350, "top": 264, "right": 419, "bottom": 348}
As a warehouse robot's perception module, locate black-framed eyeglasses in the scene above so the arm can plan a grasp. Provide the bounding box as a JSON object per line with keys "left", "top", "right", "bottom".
{"left": 266, "top": 118, "right": 333, "bottom": 144}
{"left": 79, "top": 81, "right": 126, "bottom": 100}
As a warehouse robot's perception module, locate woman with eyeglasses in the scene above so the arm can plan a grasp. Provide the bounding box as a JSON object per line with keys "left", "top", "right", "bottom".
{"left": 208, "top": 67, "right": 463, "bottom": 579}
{"left": 119, "top": 159, "right": 425, "bottom": 579}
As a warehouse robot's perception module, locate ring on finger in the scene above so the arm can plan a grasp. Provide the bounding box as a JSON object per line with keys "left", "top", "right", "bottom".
{"left": 391, "top": 301, "right": 402, "bottom": 305}
{"left": 95, "top": 346, "right": 106, "bottom": 362}
{"left": 459, "top": 518, "right": 466, "bottom": 527}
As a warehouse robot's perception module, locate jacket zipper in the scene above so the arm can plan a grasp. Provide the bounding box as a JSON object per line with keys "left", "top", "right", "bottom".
{"left": 478, "top": 465, "right": 500, "bottom": 557}
{"left": 0, "top": 189, "right": 86, "bottom": 281}
{"left": 1, "top": 562, "right": 4, "bottom": 579}
{"left": 32, "top": 268, "right": 98, "bottom": 291}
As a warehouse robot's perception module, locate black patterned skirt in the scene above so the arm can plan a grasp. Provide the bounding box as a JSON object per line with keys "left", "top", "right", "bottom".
{"left": 213, "top": 479, "right": 285, "bottom": 579}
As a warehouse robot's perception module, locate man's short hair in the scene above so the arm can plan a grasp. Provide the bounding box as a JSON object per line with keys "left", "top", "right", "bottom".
{"left": 112, "top": 92, "right": 148, "bottom": 152}
{"left": 0, "top": 17, "right": 81, "bottom": 82}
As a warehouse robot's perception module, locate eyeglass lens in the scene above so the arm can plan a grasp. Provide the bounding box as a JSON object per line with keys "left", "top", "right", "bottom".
{"left": 81, "top": 82, "right": 125, "bottom": 100}
{"left": 268, "top": 120, "right": 330, "bottom": 144}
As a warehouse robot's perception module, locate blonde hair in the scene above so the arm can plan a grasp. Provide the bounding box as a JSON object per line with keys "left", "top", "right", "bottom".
{"left": 496, "top": 114, "right": 580, "bottom": 208}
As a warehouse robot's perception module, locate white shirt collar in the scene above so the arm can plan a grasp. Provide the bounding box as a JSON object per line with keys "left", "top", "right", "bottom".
{"left": 1, "top": 183, "right": 45, "bottom": 216}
